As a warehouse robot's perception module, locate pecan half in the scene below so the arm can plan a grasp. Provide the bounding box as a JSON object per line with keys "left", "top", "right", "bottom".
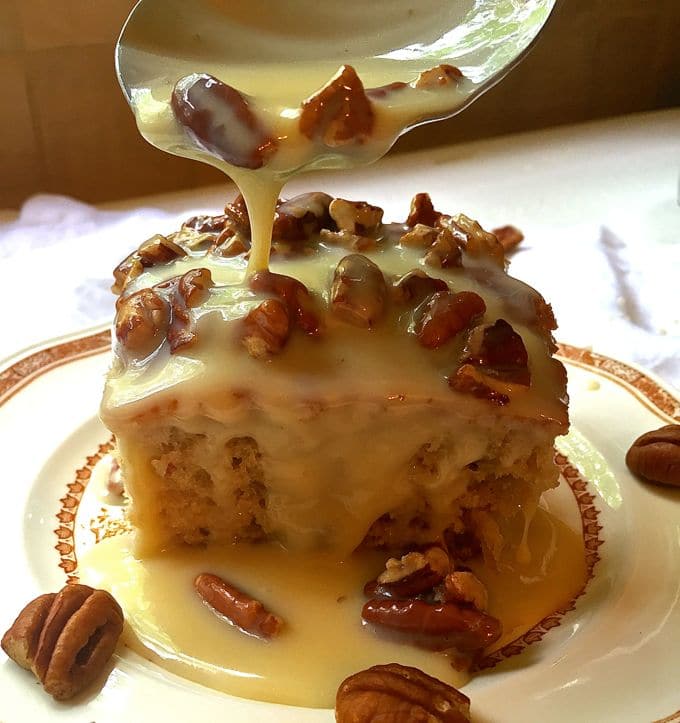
{"left": 415, "top": 64, "right": 463, "bottom": 89}
{"left": 336, "top": 663, "right": 471, "bottom": 723}
{"left": 405, "top": 193, "right": 442, "bottom": 228}
{"left": 330, "top": 254, "right": 387, "bottom": 328}
{"left": 625, "top": 425, "right": 680, "bottom": 487}
{"left": 172, "top": 73, "right": 277, "bottom": 169}
{"left": 392, "top": 270, "right": 448, "bottom": 305}
{"left": 2, "top": 584, "right": 123, "bottom": 701}
{"left": 194, "top": 573, "right": 283, "bottom": 639}
{"left": 249, "top": 270, "right": 321, "bottom": 335}
{"left": 492, "top": 225, "right": 524, "bottom": 253}
{"left": 241, "top": 298, "right": 290, "bottom": 358}
{"left": 365, "top": 547, "right": 450, "bottom": 599}
{"left": 115, "top": 288, "right": 168, "bottom": 355}
{"left": 415, "top": 291, "right": 486, "bottom": 349}
{"left": 461, "top": 319, "right": 530, "bottom": 385}
{"left": 362, "top": 598, "right": 501, "bottom": 653}
{"left": 299, "top": 65, "right": 374, "bottom": 147}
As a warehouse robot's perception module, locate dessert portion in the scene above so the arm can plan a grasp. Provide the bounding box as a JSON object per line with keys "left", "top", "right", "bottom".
{"left": 101, "top": 192, "right": 568, "bottom": 561}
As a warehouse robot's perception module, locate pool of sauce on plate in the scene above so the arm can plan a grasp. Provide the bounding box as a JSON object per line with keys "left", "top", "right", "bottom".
{"left": 79, "top": 505, "right": 585, "bottom": 707}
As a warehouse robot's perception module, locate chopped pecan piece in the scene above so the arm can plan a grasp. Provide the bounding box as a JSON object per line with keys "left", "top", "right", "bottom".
{"left": 424, "top": 227, "right": 463, "bottom": 269}
{"left": 115, "top": 288, "right": 168, "bottom": 355}
{"left": 362, "top": 598, "right": 501, "bottom": 652}
{"left": 625, "top": 425, "right": 680, "bottom": 487}
{"left": 273, "top": 192, "right": 333, "bottom": 241}
{"left": 330, "top": 254, "right": 387, "bottom": 328}
{"left": 441, "top": 571, "right": 489, "bottom": 612}
{"left": 405, "top": 193, "right": 442, "bottom": 228}
{"left": 224, "top": 194, "right": 251, "bottom": 233}
{"left": 462, "top": 319, "right": 530, "bottom": 385}
{"left": 415, "top": 64, "right": 463, "bottom": 89}
{"left": 392, "top": 270, "right": 448, "bottom": 304}
{"left": 172, "top": 73, "right": 277, "bottom": 169}
{"left": 241, "top": 298, "right": 290, "bottom": 358}
{"left": 299, "top": 65, "right": 374, "bottom": 146}
{"left": 399, "top": 223, "right": 438, "bottom": 248}
{"left": 2, "top": 585, "right": 123, "bottom": 701}
{"left": 211, "top": 228, "right": 250, "bottom": 257}
{"left": 492, "top": 224, "right": 524, "bottom": 253}
{"left": 336, "top": 663, "right": 471, "bottom": 723}
{"left": 451, "top": 214, "right": 505, "bottom": 266}
{"left": 194, "top": 573, "right": 284, "bottom": 639}
{"left": 448, "top": 364, "right": 510, "bottom": 406}
{"left": 329, "top": 198, "right": 383, "bottom": 236}
{"left": 365, "top": 547, "right": 450, "bottom": 599}
{"left": 249, "top": 270, "right": 321, "bottom": 335}
{"left": 415, "top": 291, "right": 486, "bottom": 349}
{"left": 137, "top": 234, "right": 186, "bottom": 266}
{"left": 182, "top": 214, "right": 229, "bottom": 234}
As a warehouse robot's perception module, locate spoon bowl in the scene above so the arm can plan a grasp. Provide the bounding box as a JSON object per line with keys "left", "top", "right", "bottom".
{"left": 116, "top": 0, "right": 557, "bottom": 128}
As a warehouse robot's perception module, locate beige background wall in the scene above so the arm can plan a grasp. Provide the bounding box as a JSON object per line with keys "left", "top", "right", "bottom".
{"left": 1, "top": 0, "right": 679, "bottom": 209}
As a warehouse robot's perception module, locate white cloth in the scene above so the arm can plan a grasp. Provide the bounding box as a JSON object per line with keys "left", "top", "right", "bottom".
{"left": 1, "top": 112, "right": 678, "bottom": 391}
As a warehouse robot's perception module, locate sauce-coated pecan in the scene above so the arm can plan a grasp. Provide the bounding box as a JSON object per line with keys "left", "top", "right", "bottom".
{"left": 362, "top": 598, "right": 501, "bottom": 653}
{"left": 462, "top": 319, "right": 530, "bottom": 385}
{"left": 249, "top": 270, "right": 321, "bottom": 335}
{"left": 330, "top": 254, "right": 387, "bottom": 328}
{"left": 336, "top": 663, "right": 471, "bottom": 723}
{"left": 172, "top": 74, "right": 277, "bottom": 169}
{"left": 194, "top": 573, "right": 284, "bottom": 639}
{"left": 392, "top": 270, "right": 448, "bottom": 304}
{"left": 329, "top": 198, "right": 383, "bottom": 236}
{"left": 241, "top": 298, "right": 290, "bottom": 358}
{"left": 299, "top": 65, "right": 374, "bottom": 147}
{"left": 423, "top": 227, "right": 463, "bottom": 269}
{"left": 447, "top": 364, "right": 510, "bottom": 406}
{"left": 415, "top": 291, "right": 486, "bottom": 349}
{"left": 273, "top": 192, "right": 333, "bottom": 241}
{"left": 415, "top": 64, "right": 463, "bottom": 89}
{"left": 115, "top": 288, "right": 168, "bottom": 355}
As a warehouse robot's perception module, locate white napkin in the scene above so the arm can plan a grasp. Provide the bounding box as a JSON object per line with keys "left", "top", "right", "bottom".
{"left": 0, "top": 193, "right": 678, "bottom": 392}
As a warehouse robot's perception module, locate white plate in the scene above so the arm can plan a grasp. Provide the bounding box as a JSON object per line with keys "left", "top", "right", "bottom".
{"left": 1, "top": 328, "right": 679, "bottom": 722}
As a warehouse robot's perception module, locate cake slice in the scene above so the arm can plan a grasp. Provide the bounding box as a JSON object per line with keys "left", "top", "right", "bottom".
{"left": 101, "top": 192, "right": 568, "bottom": 559}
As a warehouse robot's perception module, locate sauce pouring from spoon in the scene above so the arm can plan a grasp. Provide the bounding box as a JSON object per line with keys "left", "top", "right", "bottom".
{"left": 116, "top": 0, "right": 556, "bottom": 274}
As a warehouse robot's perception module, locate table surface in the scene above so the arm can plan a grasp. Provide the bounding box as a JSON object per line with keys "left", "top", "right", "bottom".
{"left": 1, "top": 108, "right": 678, "bottom": 389}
